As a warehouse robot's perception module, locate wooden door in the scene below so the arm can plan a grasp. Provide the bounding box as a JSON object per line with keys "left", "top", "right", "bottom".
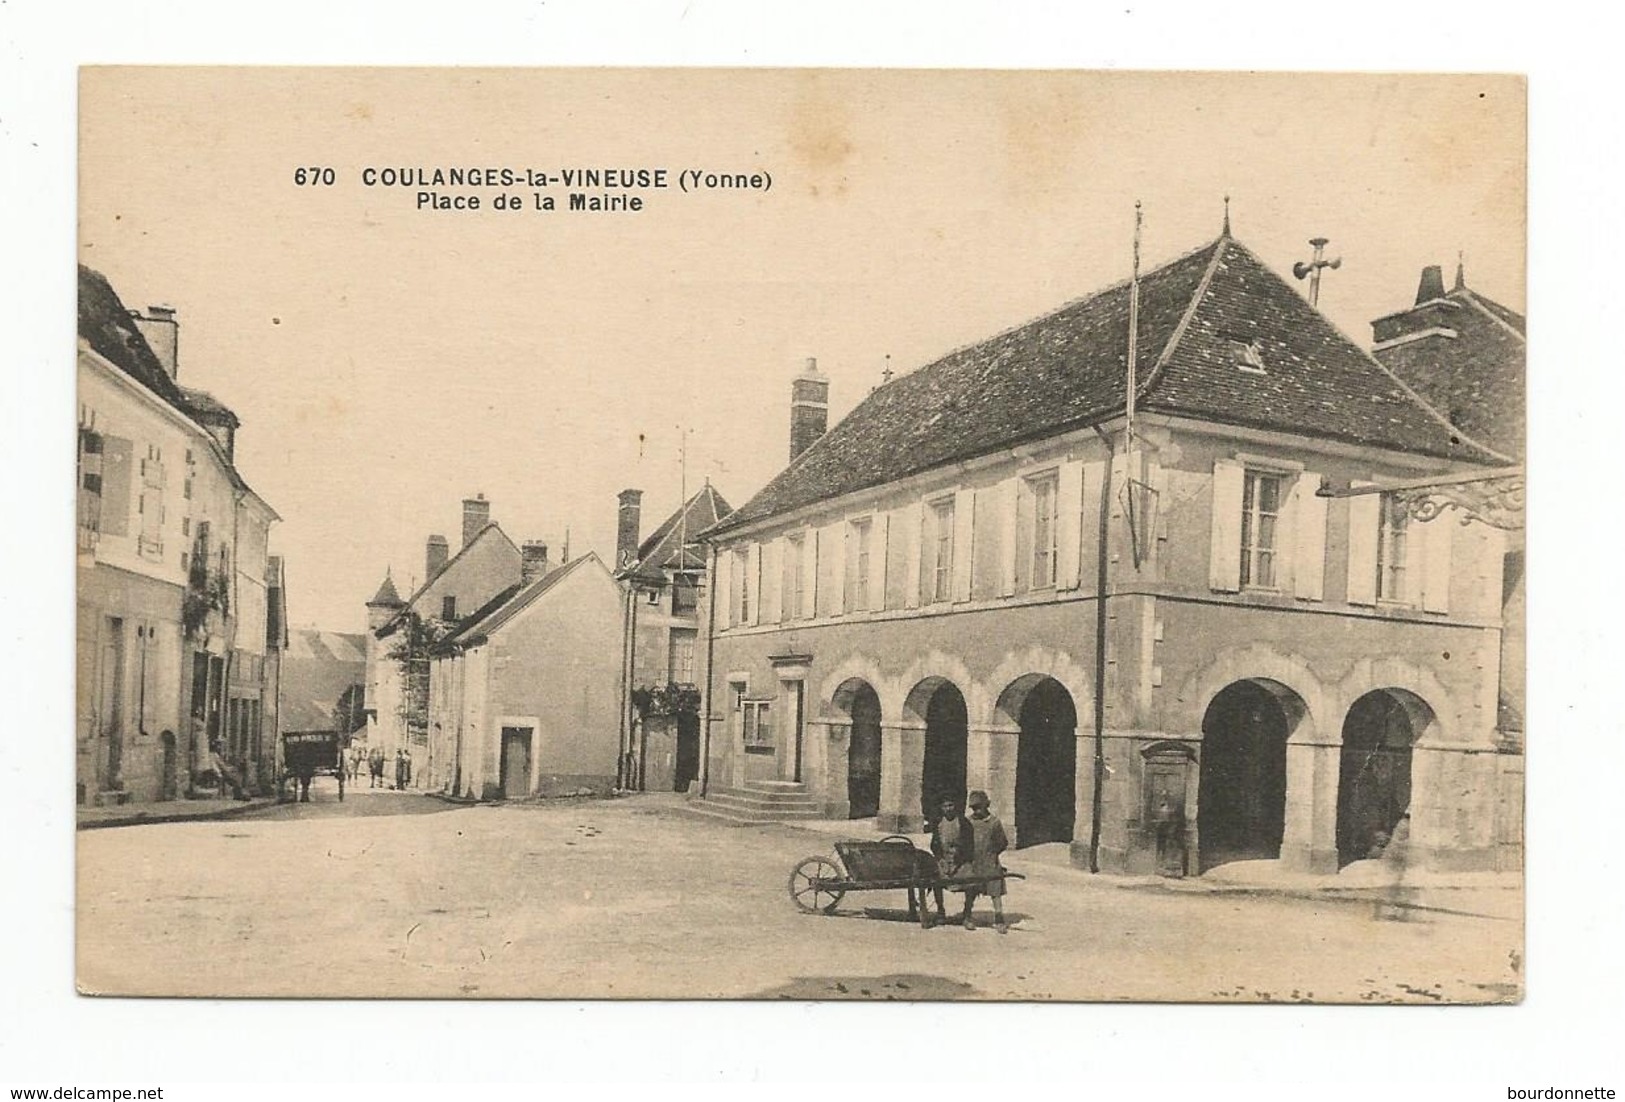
{"left": 98, "top": 618, "right": 126, "bottom": 789}
{"left": 500, "top": 727, "right": 531, "bottom": 799}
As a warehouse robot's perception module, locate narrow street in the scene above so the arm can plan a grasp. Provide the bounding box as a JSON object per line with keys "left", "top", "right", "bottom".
{"left": 77, "top": 787, "right": 1522, "bottom": 1002}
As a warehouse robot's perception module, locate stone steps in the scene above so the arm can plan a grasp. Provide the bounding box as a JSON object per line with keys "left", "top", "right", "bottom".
{"left": 686, "top": 781, "right": 823, "bottom": 824}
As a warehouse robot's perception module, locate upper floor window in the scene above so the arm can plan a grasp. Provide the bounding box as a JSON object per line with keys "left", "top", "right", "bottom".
{"left": 1376, "top": 493, "right": 1410, "bottom": 602}
{"left": 442, "top": 595, "right": 457, "bottom": 621}
{"left": 668, "top": 628, "right": 697, "bottom": 684}
{"left": 137, "top": 445, "right": 167, "bottom": 560}
{"left": 927, "top": 498, "right": 954, "bottom": 603}
{"left": 1240, "top": 470, "right": 1282, "bottom": 589}
{"left": 77, "top": 428, "right": 104, "bottom": 549}
{"left": 672, "top": 571, "right": 700, "bottom": 615}
{"left": 783, "top": 535, "right": 805, "bottom": 621}
{"left": 1029, "top": 474, "right": 1058, "bottom": 589}
{"left": 846, "top": 517, "right": 873, "bottom": 611}
{"left": 733, "top": 548, "right": 751, "bottom": 625}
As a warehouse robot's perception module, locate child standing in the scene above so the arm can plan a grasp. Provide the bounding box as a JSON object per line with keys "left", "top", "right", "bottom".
{"left": 961, "top": 790, "right": 1011, "bottom": 933}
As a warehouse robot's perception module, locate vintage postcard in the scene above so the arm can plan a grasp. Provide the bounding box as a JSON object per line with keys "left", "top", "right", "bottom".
{"left": 75, "top": 67, "right": 1525, "bottom": 1001}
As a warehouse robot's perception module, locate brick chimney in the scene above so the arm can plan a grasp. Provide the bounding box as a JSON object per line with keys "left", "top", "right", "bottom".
{"left": 462, "top": 494, "right": 491, "bottom": 548}
{"left": 790, "top": 356, "right": 829, "bottom": 462}
{"left": 425, "top": 534, "right": 450, "bottom": 580}
{"left": 616, "top": 489, "right": 643, "bottom": 569}
{"left": 521, "top": 541, "right": 550, "bottom": 585}
{"left": 1371, "top": 264, "right": 1464, "bottom": 352}
{"left": 131, "top": 305, "right": 179, "bottom": 379}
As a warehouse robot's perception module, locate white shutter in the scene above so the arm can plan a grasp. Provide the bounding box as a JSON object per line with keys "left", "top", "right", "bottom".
{"left": 802, "top": 527, "right": 819, "bottom": 620}
{"left": 1275, "top": 475, "right": 1300, "bottom": 596}
{"left": 762, "top": 538, "right": 782, "bottom": 624}
{"left": 870, "top": 514, "right": 889, "bottom": 612}
{"left": 747, "top": 543, "right": 763, "bottom": 625}
{"left": 1057, "top": 460, "right": 1084, "bottom": 589}
{"left": 1294, "top": 472, "right": 1327, "bottom": 601}
{"left": 826, "top": 522, "right": 847, "bottom": 616}
{"left": 1080, "top": 461, "right": 1105, "bottom": 592}
{"left": 952, "top": 488, "right": 976, "bottom": 602}
{"left": 1420, "top": 514, "right": 1453, "bottom": 613}
{"left": 902, "top": 502, "right": 923, "bottom": 609}
{"left": 1346, "top": 486, "right": 1380, "bottom": 606}
{"left": 714, "top": 547, "right": 733, "bottom": 628}
{"left": 1209, "top": 459, "right": 1244, "bottom": 592}
{"left": 998, "top": 478, "right": 1019, "bottom": 597}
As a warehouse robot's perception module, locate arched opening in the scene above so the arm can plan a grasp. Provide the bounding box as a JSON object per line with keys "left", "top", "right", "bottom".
{"left": 1197, "top": 679, "right": 1303, "bottom": 872}
{"left": 1007, "top": 676, "right": 1077, "bottom": 847}
{"left": 910, "top": 679, "right": 968, "bottom": 825}
{"left": 1337, "top": 689, "right": 1432, "bottom": 867}
{"left": 833, "top": 679, "right": 883, "bottom": 820}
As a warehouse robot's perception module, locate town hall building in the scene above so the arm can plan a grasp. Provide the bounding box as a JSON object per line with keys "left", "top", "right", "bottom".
{"left": 697, "top": 222, "right": 1519, "bottom": 876}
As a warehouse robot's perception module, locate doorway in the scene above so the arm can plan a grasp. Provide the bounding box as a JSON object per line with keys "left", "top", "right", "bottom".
{"left": 98, "top": 617, "right": 126, "bottom": 790}
{"left": 919, "top": 682, "right": 968, "bottom": 823}
{"left": 844, "top": 682, "right": 883, "bottom": 819}
{"left": 674, "top": 713, "right": 701, "bottom": 793}
{"left": 1014, "top": 677, "right": 1078, "bottom": 847}
{"left": 1197, "top": 680, "right": 1297, "bottom": 872}
{"left": 499, "top": 726, "right": 532, "bottom": 799}
{"left": 1337, "top": 690, "right": 1426, "bottom": 866}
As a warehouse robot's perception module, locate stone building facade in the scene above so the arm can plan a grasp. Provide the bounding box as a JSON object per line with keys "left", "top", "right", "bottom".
{"left": 698, "top": 229, "right": 1518, "bottom": 875}
{"left": 77, "top": 265, "right": 281, "bottom": 804}
{"left": 615, "top": 484, "right": 732, "bottom": 793}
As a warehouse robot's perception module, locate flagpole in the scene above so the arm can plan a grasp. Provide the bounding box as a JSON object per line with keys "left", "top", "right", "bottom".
{"left": 1126, "top": 200, "right": 1142, "bottom": 451}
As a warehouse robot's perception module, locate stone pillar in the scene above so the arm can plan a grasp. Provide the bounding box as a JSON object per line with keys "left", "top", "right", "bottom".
{"left": 820, "top": 720, "right": 850, "bottom": 819}
{"left": 1280, "top": 739, "right": 1339, "bottom": 874}
{"left": 877, "top": 723, "right": 923, "bottom": 833}
{"left": 969, "top": 724, "right": 1019, "bottom": 836}
{"left": 1408, "top": 743, "right": 1500, "bottom": 872}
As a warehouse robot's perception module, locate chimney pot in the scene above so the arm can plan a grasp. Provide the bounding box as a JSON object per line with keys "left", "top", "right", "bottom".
{"left": 1415, "top": 265, "right": 1447, "bottom": 305}
{"left": 461, "top": 495, "right": 492, "bottom": 548}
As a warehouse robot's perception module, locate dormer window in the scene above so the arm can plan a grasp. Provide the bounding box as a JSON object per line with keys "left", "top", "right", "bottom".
{"left": 1230, "top": 339, "right": 1266, "bottom": 375}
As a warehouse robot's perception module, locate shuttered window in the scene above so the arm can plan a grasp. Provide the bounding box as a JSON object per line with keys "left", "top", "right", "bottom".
{"left": 1029, "top": 473, "right": 1058, "bottom": 589}
{"left": 1240, "top": 470, "right": 1282, "bottom": 589}
{"left": 1376, "top": 493, "right": 1410, "bottom": 602}
{"left": 926, "top": 498, "right": 954, "bottom": 603}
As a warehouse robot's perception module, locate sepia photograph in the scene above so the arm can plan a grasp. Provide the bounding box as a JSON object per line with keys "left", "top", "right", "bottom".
{"left": 71, "top": 66, "right": 1529, "bottom": 1004}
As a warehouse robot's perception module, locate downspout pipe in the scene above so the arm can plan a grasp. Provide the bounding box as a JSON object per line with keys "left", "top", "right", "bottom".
{"left": 629, "top": 583, "right": 643, "bottom": 791}
{"left": 1089, "top": 423, "right": 1116, "bottom": 874}
{"left": 699, "top": 542, "right": 720, "bottom": 797}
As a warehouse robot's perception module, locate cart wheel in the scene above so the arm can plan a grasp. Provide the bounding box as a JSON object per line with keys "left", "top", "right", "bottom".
{"left": 879, "top": 834, "right": 915, "bottom": 844}
{"left": 788, "top": 856, "right": 846, "bottom": 914}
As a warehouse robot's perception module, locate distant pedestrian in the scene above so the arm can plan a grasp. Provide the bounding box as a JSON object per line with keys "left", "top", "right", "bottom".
{"left": 402, "top": 748, "right": 413, "bottom": 788}
{"left": 394, "top": 749, "right": 406, "bottom": 791}
{"left": 960, "top": 790, "right": 1011, "bottom": 932}
{"left": 369, "top": 748, "right": 384, "bottom": 788}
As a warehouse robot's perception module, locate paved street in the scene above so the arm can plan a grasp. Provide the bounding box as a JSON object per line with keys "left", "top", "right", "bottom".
{"left": 77, "top": 786, "right": 1522, "bottom": 1002}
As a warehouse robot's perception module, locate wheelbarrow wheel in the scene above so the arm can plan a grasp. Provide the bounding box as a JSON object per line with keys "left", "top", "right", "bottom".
{"left": 789, "top": 856, "right": 846, "bottom": 914}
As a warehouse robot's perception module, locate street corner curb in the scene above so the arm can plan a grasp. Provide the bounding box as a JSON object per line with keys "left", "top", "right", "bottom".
{"left": 76, "top": 797, "right": 280, "bottom": 831}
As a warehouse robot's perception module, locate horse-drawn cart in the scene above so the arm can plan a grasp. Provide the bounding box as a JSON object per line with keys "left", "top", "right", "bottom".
{"left": 282, "top": 731, "right": 346, "bottom": 802}
{"left": 787, "top": 835, "right": 1022, "bottom": 928}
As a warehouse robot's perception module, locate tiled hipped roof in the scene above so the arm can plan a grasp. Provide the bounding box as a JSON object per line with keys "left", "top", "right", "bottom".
{"left": 622, "top": 484, "right": 734, "bottom": 583}
{"left": 78, "top": 264, "right": 187, "bottom": 410}
{"left": 710, "top": 234, "right": 1504, "bottom": 536}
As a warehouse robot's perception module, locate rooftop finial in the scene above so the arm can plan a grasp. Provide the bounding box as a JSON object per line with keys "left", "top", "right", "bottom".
{"left": 881, "top": 353, "right": 894, "bottom": 385}
{"left": 1222, "top": 194, "right": 1231, "bottom": 236}
{"left": 1454, "top": 250, "right": 1466, "bottom": 292}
